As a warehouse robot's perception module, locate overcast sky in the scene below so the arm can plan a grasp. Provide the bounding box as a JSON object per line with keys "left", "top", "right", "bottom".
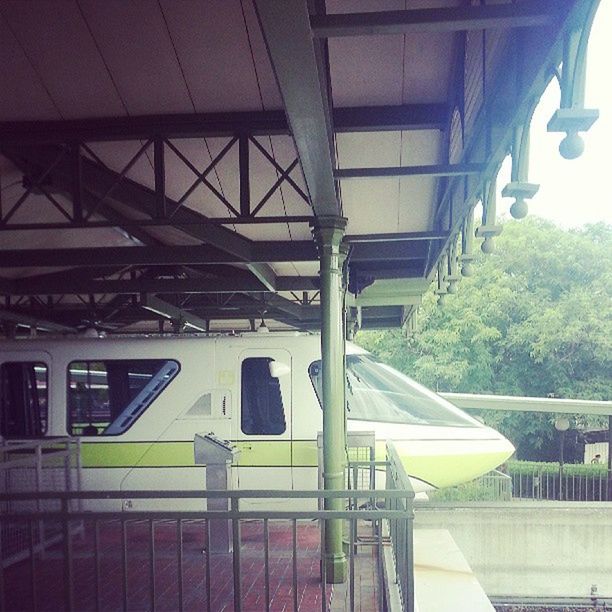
{"left": 496, "top": 2, "right": 611, "bottom": 229}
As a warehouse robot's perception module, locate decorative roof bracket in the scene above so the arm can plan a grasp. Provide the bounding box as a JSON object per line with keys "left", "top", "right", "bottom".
{"left": 547, "top": 1, "right": 600, "bottom": 159}
{"left": 435, "top": 256, "right": 448, "bottom": 305}
{"left": 444, "top": 237, "right": 461, "bottom": 294}
{"left": 476, "top": 178, "right": 502, "bottom": 254}
{"left": 502, "top": 121, "right": 540, "bottom": 219}
{"left": 460, "top": 207, "right": 476, "bottom": 277}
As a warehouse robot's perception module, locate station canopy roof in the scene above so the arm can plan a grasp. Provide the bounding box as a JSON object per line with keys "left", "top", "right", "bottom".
{"left": 0, "top": 0, "right": 599, "bottom": 335}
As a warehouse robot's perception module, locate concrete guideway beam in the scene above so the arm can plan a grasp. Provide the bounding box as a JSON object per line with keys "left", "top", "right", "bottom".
{"left": 442, "top": 393, "right": 612, "bottom": 417}
{"left": 312, "top": 216, "right": 348, "bottom": 584}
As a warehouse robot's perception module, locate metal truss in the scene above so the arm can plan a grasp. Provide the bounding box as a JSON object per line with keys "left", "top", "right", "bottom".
{"left": 0, "top": 134, "right": 308, "bottom": 233}
{"left": 0, "top": 0, "right": 587, "bottom": 335}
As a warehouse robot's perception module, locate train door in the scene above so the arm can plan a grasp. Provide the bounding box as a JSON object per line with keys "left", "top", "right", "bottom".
{"left": 236, "top": 349, "right": 293, "bottom": 494}
{"left": 0, "top": 351, "right": 52, "bottom": 439}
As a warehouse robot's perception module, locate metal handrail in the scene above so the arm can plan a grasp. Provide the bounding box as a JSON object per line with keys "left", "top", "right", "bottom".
{"left": 1, "top": 486, "right": 412, "bottom": 612}
{"left": 0, "top": 437, "right": 79, "bottom": 451}
{"left": 386, "top": 441, "right": 415, "bottom": 612}
{"left": 0, "top": 437, "right": 83, "bottom": 575}
{"left": 0, "top": 487, "right": 412, "bottom": 501}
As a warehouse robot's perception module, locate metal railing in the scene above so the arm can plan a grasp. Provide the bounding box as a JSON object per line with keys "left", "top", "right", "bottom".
{"left": 426, "top": 464, "right": 612, "bottom": 503}
{"left": 508, "top": 462, "right": 612, "bottom": 501}
{"left": 385, "top": 443, "right": 415, "bottom": 612}
{"left": 0, "top": 448, "right": 414, "bottom": 612}
{"left": 0, "top": 437, "right": 82, "bottom": 568}
{"left": 346, "top": 442, "right": 415, "bottom": 612}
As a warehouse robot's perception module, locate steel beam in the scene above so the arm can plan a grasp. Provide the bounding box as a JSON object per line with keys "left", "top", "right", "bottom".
{"left": 5, "top": 302, "right": 404, "bottom": 330}
{"left": 0, "top": 236, "right": 438, "bottom": 268}
{"left": 5, "top": 146, "right": 284, "bottom": 299}
{"left": 247, "top": 263, "right": 277, "bottom": 291}
{"left": 311, "top": 2, "right": 555, "bottom": 37}
{"left": 346, "top": 231, "right": 448, "bottom": 243}
{"left": 254, "top": 0, "right": 339, "bottom": 217}
{"left": 239, "top": 134, "right": 250, "bottom": 217}
{"left": 0, "top": 308, "right": 77, "bottom": 333}
{"left": 334, "top": 103, "right": 446, "bottom": 133}
{"left": 1, "top": 145, "right": 274, "bottom": 267}
{"left": 351, "top": 263, "right": 424, "bottom": 279}
{"left": 80, "top": 152, "right": 255, "bottom": 260}
{"left": 14, "top": 297, "right": 318, "bottom": 326}
{"left": 0, "top": 105, "right": 447, "bottom": 143}
{"left": 140, "top": 294, "right": 208, "bottom": 331}
{"left": 248, "top": 293, "right": 310, "bottom": 322}
{"left": 350, "top": 241, "right": 428, "bottom": 262}
{"left": 0, "top": 244, "right": 313, "bottom": 268}
{"left": 335, "top": 163, "right": 486, "bottom": 180}
{"left": 154, "top": 138, "right": 166, "bottom": 218}
{"left": 9, "top": 275, "right": 319, "bottom": 296}
{"left": 0, "top": 215, "right": 317, "bottom": 232}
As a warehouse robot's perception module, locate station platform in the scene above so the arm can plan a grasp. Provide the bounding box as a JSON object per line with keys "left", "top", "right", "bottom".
{"left": 3, "top": 519, "right": 380, "bottom": 611}
{"left": 413, "top": 529, "right": 494, "bottom": 612}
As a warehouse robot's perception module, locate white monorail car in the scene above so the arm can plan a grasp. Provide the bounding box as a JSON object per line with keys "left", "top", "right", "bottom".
{"left": 0, "top": 333, "right": 514, "bottom": 507}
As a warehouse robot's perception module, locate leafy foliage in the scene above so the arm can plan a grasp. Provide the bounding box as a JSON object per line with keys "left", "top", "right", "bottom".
{"left": 356, "top": 218, "right": 612, "bottom": 461}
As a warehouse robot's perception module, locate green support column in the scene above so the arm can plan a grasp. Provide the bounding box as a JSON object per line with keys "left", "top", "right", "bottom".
{"left": 312, "top": 216, "right": 348, "bottom": 584}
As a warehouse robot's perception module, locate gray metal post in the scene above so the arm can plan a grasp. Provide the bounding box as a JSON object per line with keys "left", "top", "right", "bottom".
{"left": 559, "top": 429, "right": 565, "bottom": 501}
{"left": 312, "top": 216, "right": 348, "bottom": 584}
{"left": 194, "top": 433, "right": 240, "bottom": 553}
{"left": 608, "top": 415, "right": 612, "bottom": 500}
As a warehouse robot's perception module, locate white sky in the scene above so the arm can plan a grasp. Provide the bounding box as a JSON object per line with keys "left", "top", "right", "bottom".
{"left": 496, "top": 1, "right": 612, "bottom": 229}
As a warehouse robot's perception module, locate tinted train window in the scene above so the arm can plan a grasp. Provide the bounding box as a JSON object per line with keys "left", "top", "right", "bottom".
{"left": 67, "top": 360, "right": 179, "bottom": 436}
{"left": 241, "top": 358, "right": 286, "bottom": 435}
{"left": 0, "top": 362, "right": 48, "bottom": 438}
{"left": 309, "top": 355, "right": 480, "bottom": 428}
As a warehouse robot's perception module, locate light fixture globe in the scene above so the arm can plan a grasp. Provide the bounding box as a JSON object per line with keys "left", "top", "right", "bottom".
{"left": 554, "top": 417, "right": 570, "bottom": 432}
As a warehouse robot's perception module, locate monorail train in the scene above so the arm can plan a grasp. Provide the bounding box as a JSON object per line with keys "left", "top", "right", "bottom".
{"left": 0, "top": 333, "right": 514, "bottom": 508}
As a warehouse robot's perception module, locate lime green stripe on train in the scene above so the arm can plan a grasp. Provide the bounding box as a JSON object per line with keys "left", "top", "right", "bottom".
{"left": 0, "top": 333, "right": 514, "bottom": 509}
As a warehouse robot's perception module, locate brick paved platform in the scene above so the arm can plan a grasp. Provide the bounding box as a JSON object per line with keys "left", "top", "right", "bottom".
{"left": 3, "top": 519, "right": 379, "bottom": 611}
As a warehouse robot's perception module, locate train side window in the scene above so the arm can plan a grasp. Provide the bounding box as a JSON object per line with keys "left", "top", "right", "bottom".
{"left": 67, "top": 359, "right": 179, "bottom": 436}
{"left": 241, "top": 358, "right": 286, "bottom": 435}
{"left": 0, "top": 362, "right": 48, "bottom": 438}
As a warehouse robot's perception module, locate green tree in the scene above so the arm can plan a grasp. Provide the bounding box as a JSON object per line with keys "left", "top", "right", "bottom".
{"left": 356, "top": 218, "right": 611, "bottom": 460}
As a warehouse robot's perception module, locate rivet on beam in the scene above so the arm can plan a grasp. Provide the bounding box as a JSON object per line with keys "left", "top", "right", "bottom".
{"left": 547, "top": 4, "right": 600, "bottom": 159}
{"left": 476, "top": 178, "right": 502, "bottom": 254}
{"left": 502, "top": 121, "right": 539, "bottom": 219}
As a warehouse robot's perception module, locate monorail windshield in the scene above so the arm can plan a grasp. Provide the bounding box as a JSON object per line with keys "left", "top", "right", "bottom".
{"left": 309, "top": 354, "right": 480, "bottom": 427}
